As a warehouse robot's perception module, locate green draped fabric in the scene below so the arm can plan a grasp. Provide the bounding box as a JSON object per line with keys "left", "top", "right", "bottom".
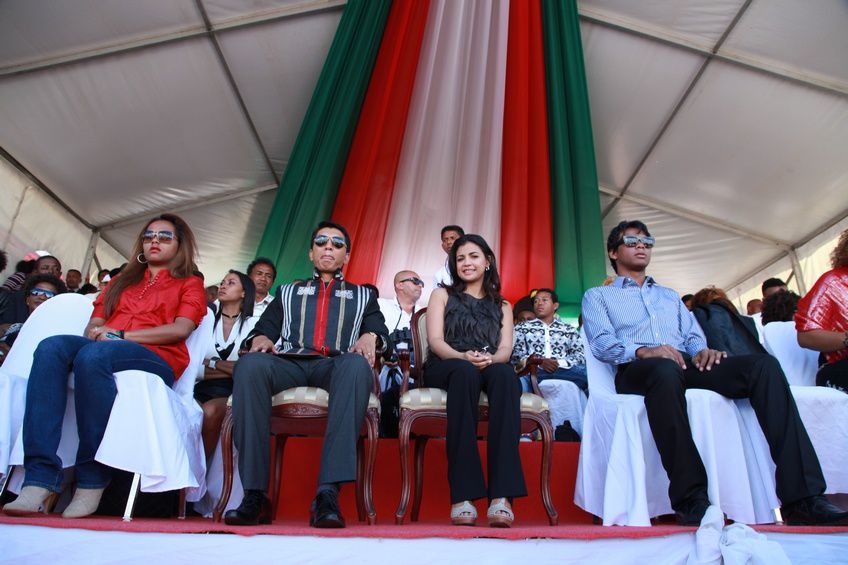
{"left": 541, "top": 0, "right": 606, "bottom": 319}
{"left": 256, "top": 0, "right": 392, "bottom": 285}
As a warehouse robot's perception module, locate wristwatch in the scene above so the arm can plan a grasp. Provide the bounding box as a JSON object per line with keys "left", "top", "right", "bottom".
{"left": 367, "top": 331, "right": 383, "bottom": 349}
{"left": 207, "top": 358, "right": 218, "bottom": 371}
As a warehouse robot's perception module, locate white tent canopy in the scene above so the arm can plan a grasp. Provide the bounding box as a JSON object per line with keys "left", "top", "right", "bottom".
{"left": 1, "top": 0, "right": 846, "bottom": 302}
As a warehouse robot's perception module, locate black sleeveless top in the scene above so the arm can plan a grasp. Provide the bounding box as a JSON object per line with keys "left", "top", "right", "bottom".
{"left": 437, "top": 291, "right": 502, "bottom": 355}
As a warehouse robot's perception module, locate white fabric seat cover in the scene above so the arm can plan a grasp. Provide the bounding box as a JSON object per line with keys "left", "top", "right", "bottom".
{"left": 575, "top": 333, "right": 778, "bottom": 526}
{"left": 762, "top": 321, "right": 848, "bottom": 493}
{"left": 2, "top": 293, "right": 212, "bottom": 501}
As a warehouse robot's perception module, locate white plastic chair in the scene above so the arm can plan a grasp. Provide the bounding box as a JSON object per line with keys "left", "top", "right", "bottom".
{"left": 762, "top": 321, "right": 848, "bottom": 493}
{"left": 1, "top": 293, "right": 213, "bottom": 519}
{"left": 575, "top": 333, "right": 779, "bottom": 526}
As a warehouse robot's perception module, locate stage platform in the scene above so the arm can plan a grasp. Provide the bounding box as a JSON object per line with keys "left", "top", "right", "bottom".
{"left": 1, "top": 439, "right": 847, "bottom": 563}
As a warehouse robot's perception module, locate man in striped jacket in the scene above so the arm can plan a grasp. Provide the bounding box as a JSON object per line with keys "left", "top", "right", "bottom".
{"left": 224, "top": 221, "right": 389, "bottom": 528}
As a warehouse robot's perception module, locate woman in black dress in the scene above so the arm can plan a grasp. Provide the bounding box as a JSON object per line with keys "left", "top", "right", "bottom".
{"left": 424, "top": 234, "right": 525, "bottom": 527}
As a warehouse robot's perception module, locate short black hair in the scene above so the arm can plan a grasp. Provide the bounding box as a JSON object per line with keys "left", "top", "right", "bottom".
{"left": 761, "top": 277, "right": 786, "bottom": 295}
{"left": 606, "top": 220, "right": 651, "bottom": 272}
{"left": 24, "top": 273, "right": 67, "bottom": 296}
{"left": 247, "top": 257, "right": 277, "bottom": 281}
{"left": 441, "top": 225, "right": 465, "bottom": 238}
{"left": 67, "top": 269, "right": 81, "bottom": 276}
{"left": 17, "top": 259, "right": 36, "bottom": 274}
{"left": 311, "top": 221, "right": 351, "bottom": 251}
{"left": 0, "top": 250, "right": 7, "bottom": 274}
{"left": 681, "top": 294, "right": 694, "bottom": 302}
{"left": 761, "top": 290, "right": 800, "bottom": 325}
{"left": 533, "top": 288, "right": 559, "bottom": 304}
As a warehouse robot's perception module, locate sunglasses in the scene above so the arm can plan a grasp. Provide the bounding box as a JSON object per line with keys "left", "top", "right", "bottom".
{"left": 142, "top": 230, "right": 177, "bottom": 243}
{"left": 29, "top": 288, "right": 56, "bottom": 299}
{"left": 400, "top": 277, "right": 424, "bottom": 287}
{"left": 313, "top": 234, "right": 347, "bottom": 249}
{"left": 620, "top": 235, "right": 655, "bottom": 248}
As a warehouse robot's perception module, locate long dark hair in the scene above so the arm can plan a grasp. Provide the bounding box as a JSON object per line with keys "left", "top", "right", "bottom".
{"left": 102, "top": 214, "right": 199, "bottom": 319}
{"left": 215, "top": 270, "right": 255, "bottom": 329}
{"left": 446, "top": 234, "right": 503, "bottom": 305}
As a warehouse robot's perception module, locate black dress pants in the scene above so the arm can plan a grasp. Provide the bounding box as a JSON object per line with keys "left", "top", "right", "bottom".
{"left": 817, "top": 357, "right": 848, "bottom": 392}
{"left": 424, "top": 358, "right": 527, "bottom": 503}
{"left": 616, "top": 353, "right": 825, "bottom": 510}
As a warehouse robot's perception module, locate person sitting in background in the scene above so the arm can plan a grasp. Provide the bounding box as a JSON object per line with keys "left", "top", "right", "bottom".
{"left": 761, "top": 290, "right": 801, "bottom": 325}
{"left": 97, "top": 269, "right": 110, "bottom": 290}
{"left": 747, "top": 298, "right": 763, "bottom": 315}
{"left": 690, "top": 286, "right": 764, "bottom": 357}
{"left": 77, "top": 283, "right": 98, "bottom": 296}
{"left": 246, "top": 258, "right": 276, "bottom": 317}
{"left": 795, "top": 228, "right": 848, "bottom": 393}
{"left": 425, "top": 234, "right": 525, "bottom": 527}
{"left": 0, "top": 274, "right": 67, "bottom": 363}
{"left": 0, "top": 257, "right": 64, "bottom": 324}
{"left": 194, "top": 271, "right": 257, "bottom": 460}
{"left": 512, "top": 295, "right": 536, "bottom": 325}
{"left": 205, "top": 285, "right": 219, "bottom": 308}
{"left": 1, "top": 214, "right": 206, "bottom": 519}
{"left": 65, "top": 269, "right": 83, "bottom": 293}
{"left": 512, "top": 288, "right": 587, "bottom": 393}
{"left": 2, "top": 259, "right": 36, "bottom": 292}
{"left": 433, "top": 225, "right": 464, "bottom": 289}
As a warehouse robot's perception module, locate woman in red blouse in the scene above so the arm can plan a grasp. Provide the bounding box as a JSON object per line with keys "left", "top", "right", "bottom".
{"left": 3, "top": 214, "right": 207, "bottom": 519}
{"left": 796, "top": 228, "right": 848, "bottom": 392}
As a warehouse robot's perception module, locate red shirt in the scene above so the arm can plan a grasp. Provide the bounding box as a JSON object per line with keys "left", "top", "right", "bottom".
{"left": 93, "top": 270, "right": 207, "bottom": 379}
{"left": 795, "top": 266, "right": 848, "bottom": 365}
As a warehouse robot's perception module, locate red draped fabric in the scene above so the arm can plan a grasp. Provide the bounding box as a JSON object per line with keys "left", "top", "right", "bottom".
{"left": 499, "top": 0, "right": 555, "bottom": 303}
{"left": 331, "top": 0, "right": 431, "bottom": 285}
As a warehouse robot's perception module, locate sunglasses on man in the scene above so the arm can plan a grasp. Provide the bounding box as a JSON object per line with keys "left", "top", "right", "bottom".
{"left": 142, "top": 230, "right": 177, "bottom": 243}
{"left": 620, "top": 235, "right": 655, "bottom": 248}
{"left": 400, "top": 277, "right": 424, "bottom": 287}
{"left": 313, "top": 234, "right": 347, "bottom": 250}
{"left": 29, "top": 288, "right": 57, "bottom": 299}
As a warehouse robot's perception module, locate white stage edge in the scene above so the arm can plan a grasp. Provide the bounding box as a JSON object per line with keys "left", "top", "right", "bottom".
{"left": 1, "top": 525, "right": 846, "bottom": 565}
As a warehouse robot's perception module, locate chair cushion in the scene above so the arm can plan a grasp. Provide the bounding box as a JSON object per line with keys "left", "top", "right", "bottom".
{"left": 228, "top": 387, "right": 379, "bottom": 410}
{"left": 399, "top": 387, "right": 548, "bottom": 413}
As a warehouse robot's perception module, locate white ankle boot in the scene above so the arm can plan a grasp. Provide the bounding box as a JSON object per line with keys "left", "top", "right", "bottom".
{"left": 2, "top": 486, "right": 57, "bottom": 516}
{"left": 62, "top": 487, "right": 105, "bottom": 519}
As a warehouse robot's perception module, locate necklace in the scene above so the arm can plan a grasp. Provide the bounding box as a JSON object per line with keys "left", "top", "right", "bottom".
{"left": 220, "top": 311, "right": 239, "bottom": 319}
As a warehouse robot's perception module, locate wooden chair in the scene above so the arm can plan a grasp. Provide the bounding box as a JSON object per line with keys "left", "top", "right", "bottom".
{"left": 212, "top": 357, "right": 381, "bottom": 524}
{"left": 394, "top": 308, "right": 558, "bottom": 525}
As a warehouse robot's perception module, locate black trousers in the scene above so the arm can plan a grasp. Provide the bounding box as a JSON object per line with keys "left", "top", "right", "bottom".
{"left": 231, "top": 352, "right": 373, "bottom": 492}
{"left": 616, "top": 353, "right": 825, "bottom": 510}
{"left": 424, "top": 358, "right": 527, "bottom": 503}
{"left": 817, "top": 357, "right": 848, "bottom": 392}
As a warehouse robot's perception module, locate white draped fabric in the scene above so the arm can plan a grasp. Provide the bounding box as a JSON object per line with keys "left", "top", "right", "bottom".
{"left": 375, "top": 0, "right": 510, "bottom": 299}
{"left": 575, "top": 335, "right": 779, "bottom": 526}
{"left": 762, "top": 321, "right": 848, "bottom": 493}
{"left": 1, "top": 294, "right": 213, "bottom": 501}
{"left": 537, "top": 380, "right": 587, "bottom": 437}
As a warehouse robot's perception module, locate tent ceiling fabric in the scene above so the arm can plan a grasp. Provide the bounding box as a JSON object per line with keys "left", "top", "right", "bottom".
{"left": 0, "top": 0, "right": 846, "bottom": 296}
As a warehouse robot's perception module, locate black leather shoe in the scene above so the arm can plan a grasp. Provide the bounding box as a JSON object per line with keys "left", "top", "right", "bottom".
{"left": 675, "top": 496, "right": 711, "bottom": 526}
{"left": 310, "top": 490, "right": 345, "bottom": 528}
{"left": 782, "top": 495, "right": 848, "bottom": 526}
{"left": 224, "top": 490, "right": 272, "bottom": 526}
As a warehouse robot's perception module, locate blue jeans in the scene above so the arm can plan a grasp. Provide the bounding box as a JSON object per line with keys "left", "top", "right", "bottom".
{"left": 520, "top": 364, "right": 588, "bottom": 393}
{"left": 22, "top": 335, "right": 174, "bottom": 492}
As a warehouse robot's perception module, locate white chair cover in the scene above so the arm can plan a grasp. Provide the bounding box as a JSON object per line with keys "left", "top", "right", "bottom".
{"left": 537, "top": 379, "right": 587, "bottom": 437}
{"left": 575, "top": 333, "right": 778, "bottom": 526}
{"left": 762, "top": 321, "right": 848, "bottom": 493}
{"left": 2, "top": 294, "right": 213, "bottom": 501}
{"left": 0, "top": 294, "right": 92, "bottom": 476}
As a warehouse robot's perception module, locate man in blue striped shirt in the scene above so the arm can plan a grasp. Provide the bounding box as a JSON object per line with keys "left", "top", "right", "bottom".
{"left": 582, "top": 220, "right": 847, "bottom": 526}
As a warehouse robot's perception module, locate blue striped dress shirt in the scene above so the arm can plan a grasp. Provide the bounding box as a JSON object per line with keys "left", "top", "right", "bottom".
{"left": 581, "top": 275, "right": 707, "bottom": 365}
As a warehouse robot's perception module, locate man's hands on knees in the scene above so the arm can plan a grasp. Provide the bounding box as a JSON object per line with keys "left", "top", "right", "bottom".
{"left": 636, "top": 345, "right": 687, "bottom": 369}
{"left": 350, "top": 333, "right": 377, "bottom": 366}
{"left": 540, "top": 358, "right": 559, "bottom": 373}
{"left": 250, "top": 335, "right": 276, "bottom": 353}
{"left": 693, "top": 348, "right": 727, "bottom": 372}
